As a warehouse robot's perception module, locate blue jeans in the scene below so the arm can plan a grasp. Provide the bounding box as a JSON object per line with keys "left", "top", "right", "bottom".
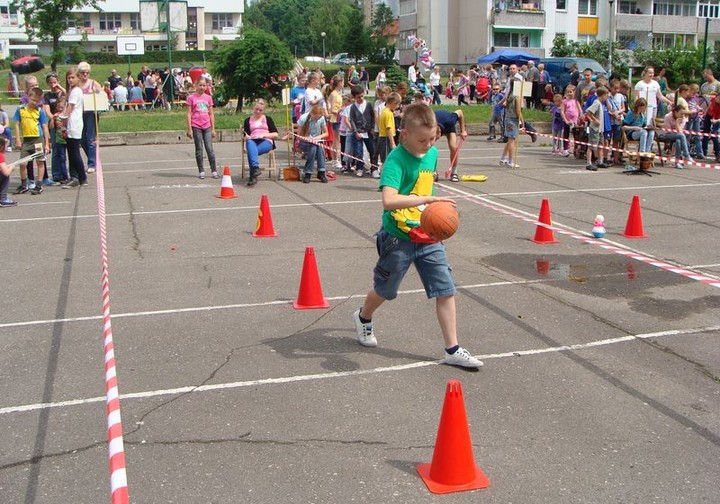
{"left": 372, "top": 229, "right": 456, "bottom": 300}
{"left": 628, "top": 128, "right": 654, "bottom": 153}
{"left": 701, "top": 118, "right": 720, "bottom": 158}
{"left": 81, "top": 111, "right": 98, "bottom": 168}
{"left": 660, "top": 132, "right": 690, "bottom": 161}
{"left": 3, "top": 126, "right": 12, "bottom": 144}
{"left": 686, "top": 115, "right": 703, "bottom": 157}
{"left": 303, "top": 143, "right": 325, "bottom": 175}
{"left": 246, "top": 139, "right": 273, "bottom": 175}
{"left": 352, "top": 134, "right": 376, "bottom": 171}
{"left": 49, "top": 128, "right": 68, "bottom": 180}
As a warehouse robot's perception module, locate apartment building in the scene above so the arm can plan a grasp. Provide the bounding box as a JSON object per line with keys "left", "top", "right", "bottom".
{"left": 392, "top": 0, "right": 720, "bottom": 66}
{"left": 0, "top": 0, "right": 243, "bottom": 58}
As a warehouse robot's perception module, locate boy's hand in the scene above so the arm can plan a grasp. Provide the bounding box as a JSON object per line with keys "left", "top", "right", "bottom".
{"left": 460, "top": 129, "right": 468, "bottom": 139}
{"left": 428, "top": 196, "right": 456, "bottom": 206}
{"left": 15, "top": 140, "right": 21, "bottom": 150}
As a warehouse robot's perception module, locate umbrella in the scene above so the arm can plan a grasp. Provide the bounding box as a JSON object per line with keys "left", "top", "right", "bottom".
{"left": 477, "top": 49, "right": 539, "bottom": 66}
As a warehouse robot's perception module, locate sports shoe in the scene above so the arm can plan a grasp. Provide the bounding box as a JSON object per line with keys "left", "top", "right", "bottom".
{"left": 62, "top": 179, "right": 80, "bottom": 188}
{"left": 674, "top": 162, "right": 684, "bottom": 170}
{"left": 530, "top": 133, "right": 537, "bottom": 143}
{"left": 353, "top": 309, "right": 377, "bottom": 347}
{"left": 30, "top": 184, "right": 43, "bottom": 195}
{"left": 333, "top": 160, "right": 342, "bottom": 169}
{"left": 80, "top": 181, "right": 89, "bottom": 187}
{"left": 0, "top": 198, "right": 18, "bottom": 207}
{"left": 355, "top": 168, "right": 364, "bottom": 177}
{"left": 198, "top": 171, "right": 206, "bottom": 179}
{"left": 371, "top": 170, "right": 380, "bottom": 179}
{"left": 499, "top": 158, "right": 508, "bottom": 165}
{"left": 443, "top": 347, "right": 483, "bottom": 368}
{"left": 87, "top": 167, "right": 95, "bottom": 173}
{"left": 302, "top": 173, "right": 311, "bottom": 184}
{"left": 596, "top": 161, "right": 610, "bottom": 168}
{"left": 317, "top": 172, "right": 328, "bottom": 183}
{"left": 450, "top": 173, "right": 459, "bottom": 182}
{"left": 562, "top": 150, "right": 570, "bottom": 157}
{"left": 13, "top": 185, "right": 29, "bottom": 194}
{"left": 42, "top": 179, "right": 60, "bottom": 186}
{"left": 6, "top": 146, "right": 11, "bottom": 152}
{"left": 486, "top": 135, "right": 496, "bottom": 141}
{"left": 586, "top": 163, "right": 598, "bottom": 171}
{"left": 211, "top": 170, "right": 220, "bottom": 179}
{"left": 246, "top": 176, "right": 257, "bottom": 187}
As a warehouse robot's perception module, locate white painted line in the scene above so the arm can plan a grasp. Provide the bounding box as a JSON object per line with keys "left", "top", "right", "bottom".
{"left": 0, "top": 280, "right": 544, "bottom": 329}
{"left": 1, "top": 325, "right": 716, "bottom": 416}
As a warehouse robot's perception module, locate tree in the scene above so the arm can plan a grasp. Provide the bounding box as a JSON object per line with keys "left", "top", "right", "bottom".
{"left": 384, "top": 65, "right": 408, "bottom": 90}
{"left": 550, "top": 34, "right": 579, "bottom": 58}
{"left": 371, "top": 3, "right": 395, "bottom": 33}
{"left": 551, "top": 34, "right": 629, "bottom": 80}
{"left": 343, "top": 5, "right": 372, "bottom": 62}
{"left": 211, "top": 28, "right": 294, "bottom": 112}
{"left": 11, "top": 0, "right": 99, "bottom": 71}
{"left": 633, "top": 44, "right": 703, "bottom": 87}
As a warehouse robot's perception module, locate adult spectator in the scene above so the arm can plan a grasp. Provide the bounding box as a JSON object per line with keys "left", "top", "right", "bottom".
{"left": 700, "top": 68, "right": 720, "bottom": 100}
{"left": 633, "top": 66, "right": 671, "bottom": 126}
{"left": 408, "top": 62, "right": 417, "bottom": 85}
{"left": 112, "top": 81, "right": 128, "bottom": 111}
{"left": 359, "top": 66, "right": 369, "bottom": 93}
{"left": 77, "top": 61, "right": 103, "bottom": 173}
{"left": 525, "top": 60, "right": 540, "bottom": 108}
{"left": 429, "top": 66, "right": 442, "bottom": 105}
{"left": 43, "top": 72, "right": 68, "bottom": 182}
{"left": 108, "top": 69, "right": 121, "bottom": 90}
{"left": 144, "top": 70, "right": 157, "bottom": 108}
{"left": 136, "top": 66, "right": 149, "bottom": 88}
{"left": 468, "top": 64, "right": 479, "bottom": 102}
{"left": 534, "top": 62, "right": 550, "bottom": 107}
{"left": 575, "top": 68, "right": 595, "bottom": 104}
{"left": 569, "top": 63, "right": 580, "bottom": 87}
{"left": 124, "top": 71, "right": 134, "bottom": 90}
{"left": 375, "top": 67, "right": 386, "bottom": 96}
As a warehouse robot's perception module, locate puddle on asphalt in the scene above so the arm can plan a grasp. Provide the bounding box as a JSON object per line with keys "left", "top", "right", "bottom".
{"left": 481, "top": 253, "right": 720, "bottom": 320}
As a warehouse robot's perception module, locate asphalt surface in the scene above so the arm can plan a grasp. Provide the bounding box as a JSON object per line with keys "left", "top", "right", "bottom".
{"left": 1, "top": 135, "right": 719, "bottom": 504}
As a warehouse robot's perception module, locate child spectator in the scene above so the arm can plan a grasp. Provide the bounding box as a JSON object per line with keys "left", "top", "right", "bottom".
{"left": 300, "top": 72, "right": 324, "bottom": 117}
{"left": 352, "top": 103, "right": 482, "bottom": 368}
{"left": 661, "top": 109, "right": 694, "bottom": 169}
{"left": 243, "top": 98, "right": 279, "bottom": 187}
{"left": 338, "top": 95, "right": 353, "bottom": 172}
{"left": 585, "top": 86, "right": 609, "bottom": 170}
{"left": 623, "top": 98, "right": 655, "bottom": 156}
{"left": 435, "top": 109, "right": 468, "bottom": 181}
{"left": 297, "top": 104, "right": 328, "bottom": 183}
{"left": 608, "top": 80, "right": 626, "bottom": 164}
{"left": 13, "top": 87, "right": 50, "bottom": 194}
{"left": 701, "top": 93, "right": 720, "bottom": 161}
{"left": 327, "top": 75, "right": 345, "bottom": 169}
{"left": 0, "top": 136, "right": 18, "bottom": 206}
{"left": 185, "top": 77, "right": 217, "bottom": 180}
{"left": 455, "top": 70, "right": 470, "bottom": 106}
{"left": 0, "top": 105, "right": 12, "bottom": 151}
{"left": 348, "top": 85, "right": 377, "bottom": 178}
{"left": 561, "top": 85, "right": 581, "bottom": 157}
{"left": 60, "top": 67, "right": 87, "bottom": 189}
{"left": 377, "top": 92, "right": 400, "bottom": 165}
{"left": 686, "top": 84, "right": 705, "bottom": 159}
{"left": 43, "top": 72, "right": 68, "bottom": 183}
{"left": 550, "top": 94, "right": 565, "bottom": 154}
{"left": 487, "top": 84, "right": 503, "bottom": 141}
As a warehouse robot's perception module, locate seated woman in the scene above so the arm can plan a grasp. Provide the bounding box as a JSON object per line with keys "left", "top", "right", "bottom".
{"left": 243, "top": 98, "right": 279, "bottom": 186}
{"left": 622, "top": 98, "right": 654, "bottom": 154}
{"left": 659, "top": 110, "right": 693, "bottom": 169}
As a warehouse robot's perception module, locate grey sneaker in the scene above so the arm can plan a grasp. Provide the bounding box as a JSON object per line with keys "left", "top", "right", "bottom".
{"left": 353, "top": 309, "right": 377, "bottom": 347}
{"left": 199, "top": 171, "right": 206, "bottom": 179}
{"left": 443, "top": 347, "right": 483, "bottom": 368}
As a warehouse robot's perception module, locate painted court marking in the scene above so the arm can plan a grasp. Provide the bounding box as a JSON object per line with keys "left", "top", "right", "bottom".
{"left": 0, "top": 325, "right": 716, "bottom": 417}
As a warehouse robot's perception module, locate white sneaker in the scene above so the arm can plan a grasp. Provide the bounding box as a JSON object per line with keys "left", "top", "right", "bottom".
{"left": 87, "top": 167, "right": 95, "bottom": 173}
{"left": 499, "top": 158, "right": 508, "bottom": 165}
{"left": 371, "top": 170, "right": 380, "bottom": 179}
{"left": 333, "top": 160, "right": 342, "bottom": 169}
{"left": 356, "top": 169, "right": 364, "bottom": 178}
{"left": 199, "top": 171, "right": 205, "bottom": 179}
{"left": 353, "top": 309, "right": 377, "bottom": 347}
{"left": 674, "top": 162, "right": 684, "bottom": 170}
{"left": 443, "top": 347, "right": 483, "bottom": 368}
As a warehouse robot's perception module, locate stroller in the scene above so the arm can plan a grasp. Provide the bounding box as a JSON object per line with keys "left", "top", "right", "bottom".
{"left": 475, "top": 76, "right": 490, "bottom": 104}
{"left": 413, "top": 76, "right": 433, "bottom": 103}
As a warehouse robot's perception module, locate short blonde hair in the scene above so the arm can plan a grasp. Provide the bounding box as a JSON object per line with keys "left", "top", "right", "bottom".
{"left": 78, "top": 61, "right": 91, "bottom": 73}
{"left": 401, "top": 102, "right": 436, "bottom": 131}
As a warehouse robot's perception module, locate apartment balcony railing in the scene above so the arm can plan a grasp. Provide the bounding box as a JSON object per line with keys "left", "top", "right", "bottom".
{"left": 492, "top": 2, "right": 545, "bottom": 28}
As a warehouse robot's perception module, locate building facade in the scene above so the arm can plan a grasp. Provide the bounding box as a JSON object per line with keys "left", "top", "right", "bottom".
{"left": 0, "top": 0, "right": 243, "bottom": 58}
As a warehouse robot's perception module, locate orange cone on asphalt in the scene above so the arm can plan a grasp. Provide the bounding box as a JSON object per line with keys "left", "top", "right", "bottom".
{"left": 216, "top": 166, "right": 238, "bottom": 199}
{"left": 293, "top": 247, "right": 330, "bottom": 310}
{"left": 417, "top": 380, "right": 491, "bottom": 494}
{"left": 531, "top": 198, "right": 559, "bottom": 244}
{"left": 621, "top": 195, "right": 647, "bottom": 238}
{"left": 253, "top": 194, "right": 277, "bottom": 237}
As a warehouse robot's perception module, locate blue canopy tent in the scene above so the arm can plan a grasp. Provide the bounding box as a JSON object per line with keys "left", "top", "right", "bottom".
{"left": 477, "top": 49, "right": 539, "bottom": 66}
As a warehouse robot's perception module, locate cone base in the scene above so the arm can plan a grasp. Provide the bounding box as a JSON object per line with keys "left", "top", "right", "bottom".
{"left": 292, "top": 299, "right": 330, "bottom": 310}
{"left": 252, "top": 231, "right": 277, "bottom": 238}
{"left": 531, "top": 237, "right": 559, "bottom": 244}
{"left": 417, "top": 463, "right": 490, "bottom": 494}
{"left": 216, "top": 194, "right": 238, "bottom": 199}
{"left": 621, "top": 233, "right": 647, "bottom": 239}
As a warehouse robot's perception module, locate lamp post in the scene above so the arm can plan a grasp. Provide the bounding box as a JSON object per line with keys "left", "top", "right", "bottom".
{"left": 321, "top": 32, "right": 326, "bottom": 62}
{"left": 608, "top": 0, "right": 614, "bottom": 77}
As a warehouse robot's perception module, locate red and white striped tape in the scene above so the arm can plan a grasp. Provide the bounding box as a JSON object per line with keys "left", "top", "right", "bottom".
{"left": 655, "top": 124, "right": 720, "bottom": 139}
{"left": 524, "top": 128, "right": 720, "bottom": 170}
{"left": 94, "top": 146, "right": 130, "bottom": 504}
{"left": 437, "top": 184, "right": 720, "bottom": 290}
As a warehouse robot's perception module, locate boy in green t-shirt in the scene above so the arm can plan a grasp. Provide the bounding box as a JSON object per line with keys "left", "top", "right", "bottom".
{"left": 352, "top": 103, "right": 483, "bottom": 368}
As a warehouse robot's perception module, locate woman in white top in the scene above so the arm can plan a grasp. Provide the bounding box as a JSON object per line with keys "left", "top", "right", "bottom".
{"left": 375, "top": 67, "right": 386, "bottom": 97}
{"left": 61, "top": 67, "right": 86, "bottom": 188}
{"left": 408, "top": 63, "right": 417, "bottom": 85}
{"left": 633, "top": 66, "right": 672, "bottom": 126}
{"left": 429, "top": 67, "right": 442, "bottom": 104}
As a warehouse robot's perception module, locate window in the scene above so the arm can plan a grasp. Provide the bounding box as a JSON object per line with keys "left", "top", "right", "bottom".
{"left": 618, "top": 33, "right": 638, "bottom": 49}
{"left": 211, "top": 13, "right": 232, "bottom": 30}
{"left": 100, "top": 44, "right": 115, "bottom": 53}
{"left": 99, "top": 13, "right": 122, "bottom": 31}
{"left": 556, "top": 0, "right": 566, "bottom": 9}
{"left": 399, "top": 0, "right": 417, "bottom": 15}
{"left": 578, "top": 0, "right": 598, "bottom": 15}
{"left": 130, "top": 13, "right": 141, "bottom": 31}
{"left": 618, "top": 1, "right": 636, "bottom": 13}
{"left": 652, "top": 1, "right": 696, "bottom": 16}
{"left": 653, "top": 33, "right": 695, "bottom": 48}
{"left": 494, "top": 32, "right": 530, "bottom": 48}
{"left": 65, "top": 16, "right": 76, "bottom": 28}
{"left": 147, "top": 44, "right": 168, "bottom": 51}
{"left": 698, "top": 1, "right": 720, "bottom": 17}
{"left": 399, "top": 30, "right": 415, "bottom": 49}
{"left": 83, "top": 13, "right": 92, "bottom": 27}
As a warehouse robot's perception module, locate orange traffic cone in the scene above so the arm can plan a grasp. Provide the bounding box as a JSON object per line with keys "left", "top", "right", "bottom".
{"left": 253, "top": 194, "right": 277, "bottom": 237}
{"left": 216, "top": 166, "right": 238, "bottom": 199}
{"left": 293, "top": 247, "right": 330, "bottom": 310}
{"left": 417, "top": 380, "right": 490, "bottom": 494}
{"left": 621, "top": 195, "right": 647, "bottom": 238}
{"left": 531, "top": 198, "right": 559, "bottom": 244}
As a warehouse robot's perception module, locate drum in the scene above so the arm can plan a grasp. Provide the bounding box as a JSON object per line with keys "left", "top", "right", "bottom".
{"left": 639, "top": 154, "right": 655, "bottom": 170}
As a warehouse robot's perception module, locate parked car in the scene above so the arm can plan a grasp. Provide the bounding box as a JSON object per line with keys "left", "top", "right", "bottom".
{"left": 540, "top": 57, "right": 608, "bottom": 92}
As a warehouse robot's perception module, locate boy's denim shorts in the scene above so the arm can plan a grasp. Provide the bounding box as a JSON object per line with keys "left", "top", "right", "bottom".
{"left": 373, "top": 228, "right": 456, "bottom": 300}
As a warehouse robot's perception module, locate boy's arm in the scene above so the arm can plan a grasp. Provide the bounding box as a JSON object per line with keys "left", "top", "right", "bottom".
{"left": 0, "top": 160, "right": 13, "bottom": 177}
{"left": 381, "top": 186, "right": 454, "bottom": 211}
{"left": 455, "top": 109, "right": 467, "bottom": 139}
{"left": 13, "top": 122, "right": 21, "bottom": 148}
{"left": 42, "top": 123, "right": 50, "bottom": 151}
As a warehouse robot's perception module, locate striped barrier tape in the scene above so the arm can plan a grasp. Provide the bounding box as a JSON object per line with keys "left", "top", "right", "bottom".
{"left": 94, "top": 145, "right": 130, "bottom": 504}
{"left": 437, "top": 183, "right": 720, "bottom": 290}
{"left": 522, "top": 128, "right": 720, "bottom": 170}
{"left": 655, "top": 124, "right": 720, "bottom": 139}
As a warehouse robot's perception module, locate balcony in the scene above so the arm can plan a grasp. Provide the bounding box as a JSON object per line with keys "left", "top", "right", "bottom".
{"left": 492, "top": 3, "right": 545, "bottom": 28}
{"left": 616, "top": 13, "right": 700, "bottom": 33}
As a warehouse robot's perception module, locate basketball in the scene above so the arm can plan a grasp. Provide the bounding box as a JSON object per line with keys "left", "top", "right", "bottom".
{"left": 421, "top": 201, "right": 459, "bottom": 241}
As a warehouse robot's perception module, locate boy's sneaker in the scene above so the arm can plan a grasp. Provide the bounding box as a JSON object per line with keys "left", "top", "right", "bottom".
{"left": 0, "top": 198, "right": 18, "bottom": 207}
{"left": 586, "top": 163, "right": 598, "bottom": 171}
{"left": 499, "top": 158, "right": 508, "bottom": 165}
{"left": 443, "top": 347, "right": 483, "bottom": 368}
{"left": 302, "top": 173, "right": 311, "bottom": 184}
{"left": 317, "top": 172, "right": 328, "bottom": 183}
{"left": 450, "top": 173, "right": 459, "bottom": 182}
{"left": 596, "top": 161, "right": 610, "bottom": 168}
{"left": 199, "top": 171, "right": 206, "bottom": 179}
{"left": 353, "top": 309, "right": 377, "bottom": 347}
{"left": 62, "top": 179, "right": 80, "bottom": 188}
{"left": 371, "top": 169, "right": 380, "bottom": 179}
{"left": 674, "top": 162, "right": 684, "bottom": 170}
{"left": 356, "top": 168, "right": 364, "bottom": 177}
{"left": 87, "top": 167, "right": 95, "bottom": 173}
{"left": 13, "top": 185, "right": 29, "bottom": 194}
{"left": 30, "top": 185, "right": 43, "bottom": 195}
{"left": 211, "top": 170, "right": 219, "bottom": 179}
{"left": 486, "top": 135, "right": 496, "bottom": 141}
{"left": 42, "top": 179, "right": 60, "bottom": 186}
{"left": 562, "top": 150, "right": 570, "bottom": 157}
{"left": 80, "top": 181, "right": 89, "bottom": 187}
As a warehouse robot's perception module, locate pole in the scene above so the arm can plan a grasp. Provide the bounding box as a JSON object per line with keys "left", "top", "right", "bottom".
{"left": 702, "top": 16, "right": 710, "bottom": 72}
{"left": 608, "top": 0, "right": 614, "bottom": 77}
{"left": 165, "top": 0, "right": 174, "bottom": 107}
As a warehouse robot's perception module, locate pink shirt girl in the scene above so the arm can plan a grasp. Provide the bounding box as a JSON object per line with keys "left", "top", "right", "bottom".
{"left": 187, "top": 92, "right": 213, "bottom": 129}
